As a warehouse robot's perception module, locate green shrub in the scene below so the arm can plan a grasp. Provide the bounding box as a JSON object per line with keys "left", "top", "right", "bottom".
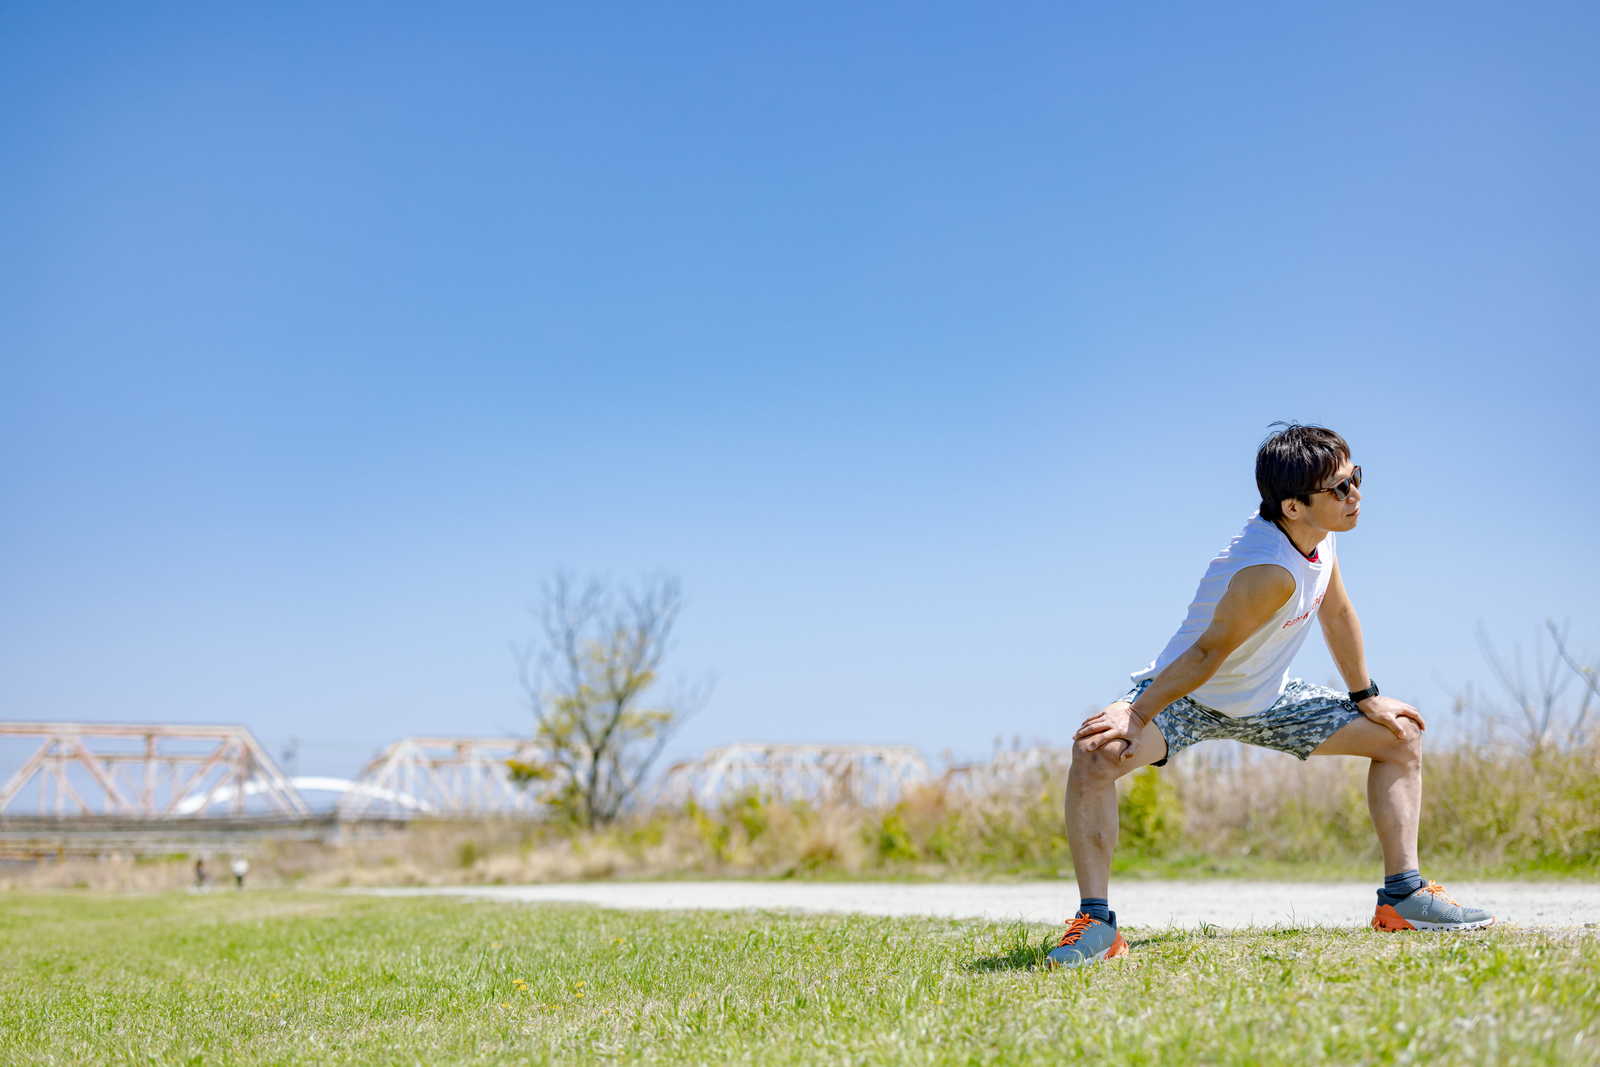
{"left": 872, "top": 809, "right": 920, "bottom": 863}
{"left": 1117, "top": 766, "right": 1179, "bottom": 857}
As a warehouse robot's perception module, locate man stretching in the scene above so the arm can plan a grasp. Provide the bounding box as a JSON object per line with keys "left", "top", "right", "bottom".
{"left": 1048, "top": 423, "right": 1493, "bottom": 969}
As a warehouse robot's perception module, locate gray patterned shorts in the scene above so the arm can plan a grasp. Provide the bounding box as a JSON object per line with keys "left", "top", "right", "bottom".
{"left": 1122, "top": 678, "right": 1364, "bottom": 765}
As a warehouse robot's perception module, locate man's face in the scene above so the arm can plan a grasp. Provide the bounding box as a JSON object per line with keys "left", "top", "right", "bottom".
{"left": 1302, "top": 457, "right": 1361, "bottom": 532}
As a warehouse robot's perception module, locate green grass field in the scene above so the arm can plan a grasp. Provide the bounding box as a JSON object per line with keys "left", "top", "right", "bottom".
{"left": 1, "top": 891, "right": 1596, "bottom": 1066}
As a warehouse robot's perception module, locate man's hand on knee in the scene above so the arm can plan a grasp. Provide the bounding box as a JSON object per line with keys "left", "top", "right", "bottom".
{"left": 1358, "top": 695, "right": 1425, "bottom": 741}
{"left": 1074, "top": 700, "right": 1148, "bottom": 762}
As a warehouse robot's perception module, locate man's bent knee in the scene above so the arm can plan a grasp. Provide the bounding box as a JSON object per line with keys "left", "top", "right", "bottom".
{"left": 1363, "top": 722, "right": 1423, "bottom": 769}
{"left": 1394, "top": 725, "right": 1424, "bottom": 766}
{"left": 1315, "top": 715, "right": 1423, "bottom": 763}
{"left": 1071, "top": 738, "right": 1127, "bottom": 781}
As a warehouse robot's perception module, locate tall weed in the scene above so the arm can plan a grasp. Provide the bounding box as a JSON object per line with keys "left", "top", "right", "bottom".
{"left": 6, "top": 736, "right": 1595, "bottom": 890}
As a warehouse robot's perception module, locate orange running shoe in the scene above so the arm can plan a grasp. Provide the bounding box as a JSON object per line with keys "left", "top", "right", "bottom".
{"left": 1372, "top": 881, "right": 1495, "bottom": 932}
{"left": 1045, "top": 911, "right": 1128, "bottom": 970}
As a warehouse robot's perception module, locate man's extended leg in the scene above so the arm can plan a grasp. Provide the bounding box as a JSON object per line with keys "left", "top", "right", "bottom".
{"left": 1312, "top": 715, "right": 1494, "bottom": 931}
{"left": 1046, "top": 718, "right": 1168, "bottom": 970}
{"left": 1310, "top": 715, "right": 1421, "bottom": 876}
{"left": 1066, "top": 719, "right": 1169, "bottom": 900}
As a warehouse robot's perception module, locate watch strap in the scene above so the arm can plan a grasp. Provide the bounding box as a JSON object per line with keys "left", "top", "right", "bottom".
{"left": 1348, "top": 680, "right": 1379, "bottom": 703}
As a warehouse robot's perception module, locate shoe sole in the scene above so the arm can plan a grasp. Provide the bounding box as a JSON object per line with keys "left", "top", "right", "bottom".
{"left": 1405, "top": 916, "right": 1496, "bottom": 931}
{"left": 1045, "top": 935, "right": 1129, "bottom": 970}
{"left": 1373, "top": 906, "right": 1496, "bottom": 932}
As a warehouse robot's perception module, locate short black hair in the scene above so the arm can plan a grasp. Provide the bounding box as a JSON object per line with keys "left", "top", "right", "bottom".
{"left": 1256, "top": 422, "right": 1350, "bottom": 522}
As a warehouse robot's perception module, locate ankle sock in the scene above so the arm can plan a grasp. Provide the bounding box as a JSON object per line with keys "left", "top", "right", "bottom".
{"left": 1378, "top": 869, "right": 1424, "bottom": 905}
{"left": 1079, "top": 897, "right": 1113, "bottom": 924}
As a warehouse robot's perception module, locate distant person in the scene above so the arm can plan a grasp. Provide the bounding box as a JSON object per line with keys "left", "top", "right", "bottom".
{"left": 1051, "top": 423, "right": 1494, "bottom": 970}
{"left": 230, "top": 857, "right": 250, "bottom": 890}
{"left": 193, "top": 858, "right": 208, "bottom": 890}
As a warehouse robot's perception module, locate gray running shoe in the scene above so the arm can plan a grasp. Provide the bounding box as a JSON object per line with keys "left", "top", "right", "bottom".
{"left": 1372, "top": 881, "right": 1495, "bottom": 932}
{"left": 1045, "top": 912, "right": 1128, "bottom": 970}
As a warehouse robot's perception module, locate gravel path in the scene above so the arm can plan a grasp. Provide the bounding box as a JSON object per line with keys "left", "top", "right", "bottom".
{"left": 366, "top": 880, "right": 1600, "bottom": 929}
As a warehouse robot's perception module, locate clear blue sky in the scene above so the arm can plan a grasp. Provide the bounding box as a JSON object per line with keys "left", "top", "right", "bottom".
{"left": 3, "top": 2, "right": 1597, "bottom": 778}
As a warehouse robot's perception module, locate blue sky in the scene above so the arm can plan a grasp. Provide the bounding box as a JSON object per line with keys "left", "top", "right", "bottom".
{"left": 2, "top": 2, "right": 1597, "bottom": 778}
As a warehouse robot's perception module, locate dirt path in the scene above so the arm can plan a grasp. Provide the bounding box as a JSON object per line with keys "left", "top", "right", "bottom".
{"left": 366, "top": 880, "right": 1600, "bottom": 929}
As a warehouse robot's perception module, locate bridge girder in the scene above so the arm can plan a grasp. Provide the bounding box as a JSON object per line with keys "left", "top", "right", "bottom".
{"left": 0, "top": 722, "right": 308, "bottom": 818}
{"left": 337, "top": 737, "right": 553, "bottom": 820}
{"left": 655, "top": 742, "right": 934, "bottom": 809}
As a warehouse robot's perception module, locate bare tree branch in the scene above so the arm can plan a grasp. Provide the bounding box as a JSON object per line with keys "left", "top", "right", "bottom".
{"left": 1469, "top": 621, "right": 1591, "bottom": 753}
{"left": 1547, "top": 619, "right": 1597, "bottom": 744}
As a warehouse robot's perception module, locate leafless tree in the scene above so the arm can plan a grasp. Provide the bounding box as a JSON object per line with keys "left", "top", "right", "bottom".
{"left": 1547, "top": 620, "right": 1596, "bottom": 743}
{"left": 511, "top": 573, "right": 708, "bottom": 828}
{"left": 1469, "top": 621, "right": 1594, "bottom": 752}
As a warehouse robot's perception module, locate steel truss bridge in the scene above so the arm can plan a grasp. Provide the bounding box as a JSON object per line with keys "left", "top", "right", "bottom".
{"left": 0, "top": 722, "right": 306, "bottom": 819}
{"left": 655, "top": 743, "right": 1077, "bottom": 809}
{"left": 335, "top": 736, "right": 550, "bottom": 820}
{"left": 0, "top": 723, "right": 553, "bottom": 857}
{"left": 655, "top": 742, "right": 935, "bottom": 809}
{"left": 0, "top": 723, "right": 1073, "bottom": 855}
{"left": 941, "top": 747, "right": 1074, "bottom": 797}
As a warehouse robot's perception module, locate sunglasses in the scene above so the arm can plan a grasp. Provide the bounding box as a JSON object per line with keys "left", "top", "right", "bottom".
{"left": 1312, "top": 466, "right": 1362, "bottom": 502}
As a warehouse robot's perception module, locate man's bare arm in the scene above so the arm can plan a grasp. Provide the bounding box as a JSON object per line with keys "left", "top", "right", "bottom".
{"left": 1076, "top": 564, "right": 1296, "bottom": 760}
{"left": 1317, "top": 558, "right": 1371, "bottom": 691}
{"left": 1317, "top": 558, "right": 1424, "bottom": 739}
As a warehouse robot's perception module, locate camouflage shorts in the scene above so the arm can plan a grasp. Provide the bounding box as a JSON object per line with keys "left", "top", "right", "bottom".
{"left": 1122, "top": 678, "right": 1364, "bottom": 765}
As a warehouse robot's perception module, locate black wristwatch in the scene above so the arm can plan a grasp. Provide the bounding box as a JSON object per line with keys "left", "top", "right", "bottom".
{"left": 1349, "top": 680, "right": 1380, "bottom": 704}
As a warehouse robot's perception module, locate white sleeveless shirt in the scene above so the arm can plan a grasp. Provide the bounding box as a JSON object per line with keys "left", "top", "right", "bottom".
{"left": 1131, "top": 512, "right": 1335, "bottom": 717}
